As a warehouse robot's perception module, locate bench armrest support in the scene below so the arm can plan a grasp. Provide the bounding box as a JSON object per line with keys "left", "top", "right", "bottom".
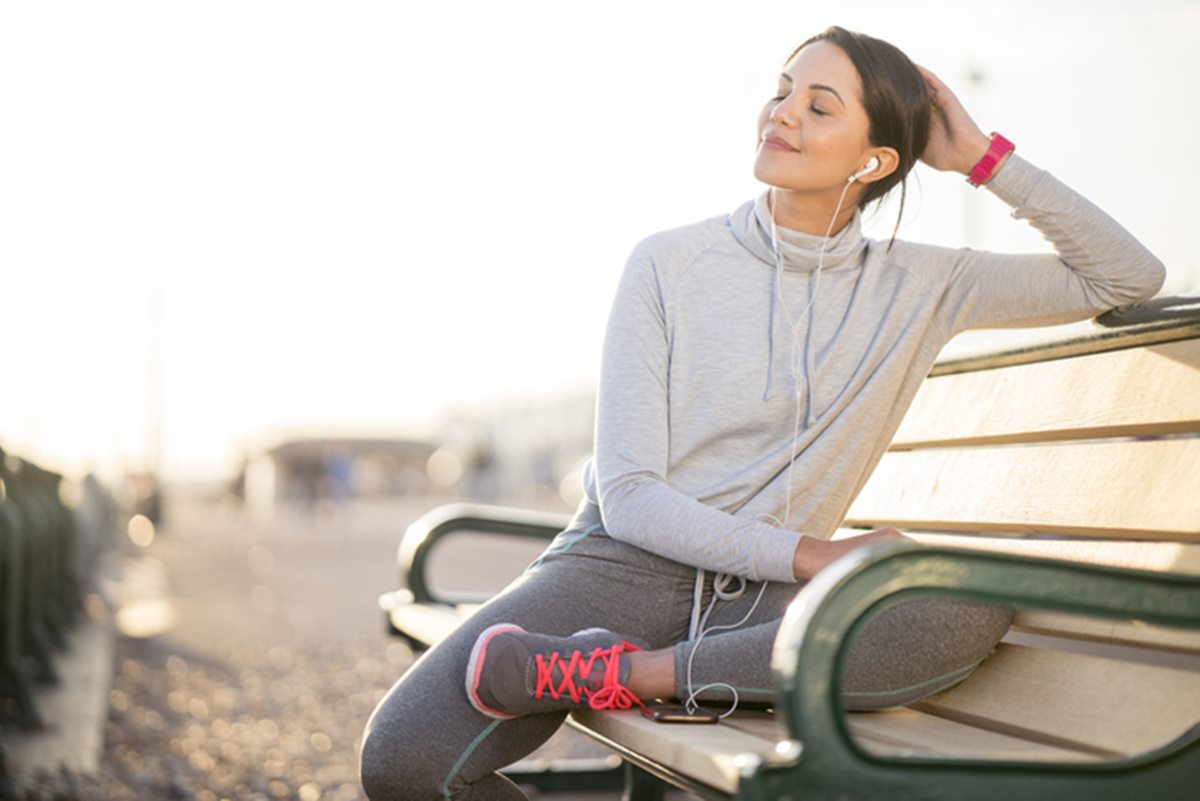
{"left": 764, "top": 543, "right": 1200, "bottom": 800}
{"left": 395, "top": 503, "right": 571, "bottom": 605}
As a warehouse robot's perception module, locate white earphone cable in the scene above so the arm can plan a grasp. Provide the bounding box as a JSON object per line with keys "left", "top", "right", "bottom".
{"left": 681, "top": 173, "right": 861, "bottom": 719}
{"left": 769, "top": 179, "right": 856, "bottom": 528}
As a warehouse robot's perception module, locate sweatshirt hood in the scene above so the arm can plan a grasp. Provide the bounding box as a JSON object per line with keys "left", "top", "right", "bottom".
{"left": 730, "top": 190, "right": 868, "bottom": 273}
{"left": 728, "top": 190, "right": 868, "bottom": 416}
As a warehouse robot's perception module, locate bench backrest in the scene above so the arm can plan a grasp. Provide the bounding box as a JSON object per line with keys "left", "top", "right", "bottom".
{"left": 841, "top": 307, "right": 1200, "bottom": 762}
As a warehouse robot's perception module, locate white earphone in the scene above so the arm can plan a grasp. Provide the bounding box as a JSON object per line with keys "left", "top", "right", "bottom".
{"left": 848, "top": 156, "right": 880, "bottom": 183}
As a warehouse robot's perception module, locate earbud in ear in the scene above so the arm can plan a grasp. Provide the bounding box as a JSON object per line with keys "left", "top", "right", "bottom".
{"left": 847, "top": 156, "right": 881, "bottom": 183}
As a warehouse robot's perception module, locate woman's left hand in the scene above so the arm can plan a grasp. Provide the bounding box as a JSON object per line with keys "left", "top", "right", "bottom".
{"left": 792, "top": 527, "right": 916, "bottom": 581}
{"left": 916, "top": 65, "right": 993, "bottom": 176}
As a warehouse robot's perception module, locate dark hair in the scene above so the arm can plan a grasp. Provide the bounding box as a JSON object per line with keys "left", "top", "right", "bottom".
{"left": 786, "top": 26, "right": 931, "bottom": 243}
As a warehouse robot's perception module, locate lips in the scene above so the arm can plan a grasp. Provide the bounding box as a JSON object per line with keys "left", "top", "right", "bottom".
{"left": 762, "top": 134, "right": 798, "bottom": 152}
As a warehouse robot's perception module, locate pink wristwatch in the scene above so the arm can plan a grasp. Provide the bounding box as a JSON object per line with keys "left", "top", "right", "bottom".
{"left": 967, "top": 132, "right": 1015, "bottom": 187}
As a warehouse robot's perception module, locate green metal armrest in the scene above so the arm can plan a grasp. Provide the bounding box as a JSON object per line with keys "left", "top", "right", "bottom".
{"left": 749, "top": 542, "right": 1200, "bottom": 801}
{"left": 391, "top": 503, "right": 571, "bottom": 606}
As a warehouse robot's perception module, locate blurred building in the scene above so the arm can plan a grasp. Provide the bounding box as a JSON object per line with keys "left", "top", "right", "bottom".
{"left": 241, "top": 436, "right": 437, "bottom": 514}
{"left": 438, "top": 388, "right": 595, "bottom": 507}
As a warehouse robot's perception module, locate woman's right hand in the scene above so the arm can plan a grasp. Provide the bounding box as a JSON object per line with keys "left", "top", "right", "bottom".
{"left": 791, "top": 527, "right": 915, "bottom": 581}
{"left": 915, "top": 65, "right": 993, "bottom": 176}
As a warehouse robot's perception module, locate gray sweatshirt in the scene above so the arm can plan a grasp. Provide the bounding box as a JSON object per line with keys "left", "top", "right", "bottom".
{"left": 566, "top": 154, "right": 1166, "bottom": 583}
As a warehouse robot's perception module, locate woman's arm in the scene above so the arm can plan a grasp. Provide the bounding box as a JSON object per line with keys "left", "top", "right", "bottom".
{"left": 917, "top": 66, "right": 1166, "bottom": 335}
{"left": 591, "top": 241, "right": 804, "bottom": 583}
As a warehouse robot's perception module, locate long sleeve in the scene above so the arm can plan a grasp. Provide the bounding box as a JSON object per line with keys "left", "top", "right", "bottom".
{"left": 590, "top": 241, "right": 803, "bottom": 583}
{"left": 937, "top": 154, "right": 1166, "bottom": 336}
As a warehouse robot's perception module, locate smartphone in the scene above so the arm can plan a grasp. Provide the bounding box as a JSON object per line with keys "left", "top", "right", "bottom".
{"left": 640, "top": 704, "right": 720, "bottom": 724}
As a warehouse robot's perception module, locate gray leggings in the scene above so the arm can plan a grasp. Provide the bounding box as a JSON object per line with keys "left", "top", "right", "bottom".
{"left": 359, "top": 525, "right": 1012, "bottom": 800}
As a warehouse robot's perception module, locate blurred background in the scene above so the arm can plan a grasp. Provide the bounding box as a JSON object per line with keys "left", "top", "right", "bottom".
{"left": 1, "top": 0, "right": 1197, "bottom": 798}
{"left": 3, "top": 0, "right": 1198, "bottom": 500}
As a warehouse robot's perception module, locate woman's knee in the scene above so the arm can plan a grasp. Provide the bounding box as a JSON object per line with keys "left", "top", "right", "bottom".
{"left": 360, "top": 679, "right": 458, "bottom": 801}
{"left": 360, "top": 709, "right": 547, "bottom": 801}
{"left": 360, "top": 713, "right": 439, "bottom": 801}
{"left": 358, "top": 725, "right": 395, "bottom": 800}
{"left": 359, "top": 667, "right": 561, "bottom": 801}
{"left": 840, "top": 597, "right": 1014, "bottom": 710}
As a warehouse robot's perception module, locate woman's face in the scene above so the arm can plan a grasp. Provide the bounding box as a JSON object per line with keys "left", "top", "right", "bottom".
{"left": 754, "top": 41, "right": 874, "bottom": 192}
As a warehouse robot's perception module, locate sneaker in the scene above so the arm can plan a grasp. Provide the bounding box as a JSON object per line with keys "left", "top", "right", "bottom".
{"left": 465, "top": 623, "right": 648, "bottom": 719}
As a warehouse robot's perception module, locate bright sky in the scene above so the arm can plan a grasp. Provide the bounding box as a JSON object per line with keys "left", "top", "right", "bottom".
{"left": 3, "top": 0, "right": 1198, "bottom": 484}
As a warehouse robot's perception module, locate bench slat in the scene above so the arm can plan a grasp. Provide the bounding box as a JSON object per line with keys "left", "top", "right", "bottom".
{"left": 914, "top": 643, "right": 1200, "bottom": 757}
{"left": 569, "top": 709, "right": 778, "bottom": 796}
{"left": 894, "top": 339, "right": 1200, "bottom": 447}
{"left": 386, "top": 603, "right": 471, "bottom": 645}
{"left": 1009, "top": 613, "right": 1200, "bottom": 655}
{"left": 846, "top": 707, "right": 1098, "bottom": 762}
{"left": 846, "top": 438, "right": 1200, "bottom": 538}
{"left": 891, "top": 534, "right": 1200, "bottom": 574}
{"left": 716, "top": 708, "right": 1096, "bottom": 763}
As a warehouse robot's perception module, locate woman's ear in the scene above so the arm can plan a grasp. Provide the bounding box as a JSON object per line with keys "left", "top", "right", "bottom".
{"left": 858, "top": 147, "right": 900, "bottom": 183}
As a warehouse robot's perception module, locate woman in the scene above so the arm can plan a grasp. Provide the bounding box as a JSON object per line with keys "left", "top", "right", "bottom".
{"left": 360, "top": 26, "right": 1165, "bottom": 800}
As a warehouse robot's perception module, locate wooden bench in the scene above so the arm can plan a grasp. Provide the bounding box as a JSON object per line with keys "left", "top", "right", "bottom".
{"left": 380, "top": 293, "right": 1200, "bottom": 800}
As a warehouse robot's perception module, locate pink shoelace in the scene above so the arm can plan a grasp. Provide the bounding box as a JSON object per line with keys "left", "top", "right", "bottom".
{"left": 533, "top": 641, "right": 645, "bottom": 711}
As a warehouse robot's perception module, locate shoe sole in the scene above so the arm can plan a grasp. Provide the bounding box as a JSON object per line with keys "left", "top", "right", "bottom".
{"left": 465, "top": 623, "right": 525, "bottom": 719}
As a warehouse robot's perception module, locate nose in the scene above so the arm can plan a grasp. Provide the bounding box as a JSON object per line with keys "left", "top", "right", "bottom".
{"left": 769, "top": 96, "right": 798, "bottom": 127}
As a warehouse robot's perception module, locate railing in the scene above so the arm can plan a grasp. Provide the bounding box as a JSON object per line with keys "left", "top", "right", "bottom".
{"left": 0, "top": 447, "right": 118, "bottom": 796}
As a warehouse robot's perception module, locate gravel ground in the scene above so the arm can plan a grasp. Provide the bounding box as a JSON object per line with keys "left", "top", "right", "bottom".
{"left": 12, "top": 633, "right": 624, "bottom": 801}
{"left": 14, "top": 632, "right": 409, "bottom": 801}
{"left": 6, "top": 496, "right": 632, "bottom": 800}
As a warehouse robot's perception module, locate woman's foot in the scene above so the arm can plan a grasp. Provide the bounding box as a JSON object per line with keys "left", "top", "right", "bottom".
{"left": 465, "top": 624, "right": 648, "bottom": 719}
